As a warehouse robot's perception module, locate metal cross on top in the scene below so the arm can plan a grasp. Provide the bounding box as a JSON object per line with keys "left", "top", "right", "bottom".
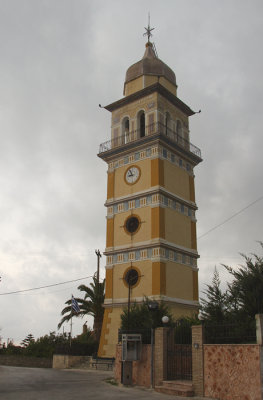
{"left": 144, "top": 13, "right": 154, "bottom": 43}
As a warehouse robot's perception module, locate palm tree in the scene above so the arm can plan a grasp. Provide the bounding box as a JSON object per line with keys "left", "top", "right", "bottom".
{"left": 58, "top": 276, "right": 105, "bottom": 342}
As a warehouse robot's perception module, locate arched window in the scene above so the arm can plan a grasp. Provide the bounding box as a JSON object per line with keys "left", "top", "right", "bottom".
{"left": 165, "top": 112, "right": 170, "bottom": 136}
{"left": 176, "top": 120, "right": 183, "bottom": 136}
{"left": 137, "top": 111, "right": 145, "bottom": 138}
{"left": 122, "top": 117, "right": 130, "bottom": 144}
{"left": 176, "top": 120, "right": 183, "bottom": 145}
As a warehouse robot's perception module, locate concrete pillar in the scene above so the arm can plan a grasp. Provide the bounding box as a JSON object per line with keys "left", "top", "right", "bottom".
{"left": 154, "top": 327, "right": 171, "bottom": 386}
{"left": 192, "top": 325, "right": 204, "bottom": 397}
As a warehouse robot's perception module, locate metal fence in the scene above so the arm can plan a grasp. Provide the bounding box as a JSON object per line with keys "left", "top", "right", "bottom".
{"left": 99, "top": 122, "right": 202, "bottom": 159}
{"left": 204, "top": 321, "right": 256, "bottom": 344}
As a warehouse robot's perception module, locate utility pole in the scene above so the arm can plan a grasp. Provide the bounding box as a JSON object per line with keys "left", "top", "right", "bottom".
{"left": 95, "top": 249, "right": 102, "bottom": 282}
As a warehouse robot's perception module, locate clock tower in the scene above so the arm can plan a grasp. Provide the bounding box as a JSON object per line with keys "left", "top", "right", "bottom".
{"left": 98, "top": 34, "right": 202, "bottom": 357}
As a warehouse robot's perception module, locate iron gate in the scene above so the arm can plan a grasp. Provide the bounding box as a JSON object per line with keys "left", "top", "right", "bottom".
{"left": 167, "top": 321, "right": 192, "bottom": 380}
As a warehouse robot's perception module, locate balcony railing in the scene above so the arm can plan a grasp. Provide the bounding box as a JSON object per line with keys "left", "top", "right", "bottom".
{"left": 99, "top": 122, "right": 201, "bottom": 159}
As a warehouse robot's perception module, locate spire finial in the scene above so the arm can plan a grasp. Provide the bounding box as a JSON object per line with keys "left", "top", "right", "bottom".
{"left": 143, "top": 13, "right": 154, "bottom": 43}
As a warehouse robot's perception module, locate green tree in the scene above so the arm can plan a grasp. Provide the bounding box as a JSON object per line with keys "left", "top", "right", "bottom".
{"left": 58, "top": 276, "right": 105, "bottom": 342}
{"left": 120, "top": 298, "right": 174, "bottom": 331}
{"left": 224, "top": 242, "right": 263, "bottom": 320}
{"left": 21, "top": 333, "right": 35, "bottom": 347}
{"left": 200, "top": 267, "right": 229, "bottom": 322}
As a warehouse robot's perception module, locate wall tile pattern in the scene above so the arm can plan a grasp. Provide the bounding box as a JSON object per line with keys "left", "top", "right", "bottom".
{"left": 204, "top": 344, "right": 261, "bottom": 400}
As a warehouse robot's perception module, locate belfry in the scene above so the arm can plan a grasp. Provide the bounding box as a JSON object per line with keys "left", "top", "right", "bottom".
{"left": 98, "top": 28, "right": 202, "bottom": 357}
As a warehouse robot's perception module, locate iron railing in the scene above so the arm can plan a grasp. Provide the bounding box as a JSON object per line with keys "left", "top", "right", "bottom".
{"left": 99, "top": 122, "right": 201, "bottom": 159}
{"left": 204, "top": 321, "right": 256, "bottom": 344}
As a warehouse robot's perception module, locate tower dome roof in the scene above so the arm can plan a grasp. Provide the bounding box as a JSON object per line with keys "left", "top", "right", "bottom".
{"left": 124, "top": 42, "right": 176, "bottom": 86}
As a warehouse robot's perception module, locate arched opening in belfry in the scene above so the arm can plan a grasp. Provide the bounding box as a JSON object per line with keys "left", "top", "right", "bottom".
{"left": 165, "top": 112, "right": 170, "bottom": 136}
{"left": 176, "top": 120, "right": 183, "bottom": 136}
{"left": 122, "top": 117, "right": 130, "bottom": 144}
{"left": 137, "top": 111, "right": 145, "bottom": 138}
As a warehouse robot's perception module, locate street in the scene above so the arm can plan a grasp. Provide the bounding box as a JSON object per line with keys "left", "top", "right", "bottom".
{"left": 0, "top": 366, "right": 192, "bottom": 400}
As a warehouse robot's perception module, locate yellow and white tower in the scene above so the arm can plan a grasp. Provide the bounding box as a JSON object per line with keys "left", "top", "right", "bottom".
{"left": 98, "top": 33, "right": 202, "bottom": 357}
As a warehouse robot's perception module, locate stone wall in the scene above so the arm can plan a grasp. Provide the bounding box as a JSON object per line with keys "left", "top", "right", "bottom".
{"left": 52, "top": 354, "right": 91, "bottom": 369}
{"left": 115, "top": 344, "right": 151, "bottom": 387}
{"left": 204, "top": 344, "right": 262, "bottom": 400}
{"left": 0, "top": 355, "right": 52, "bottom": 368}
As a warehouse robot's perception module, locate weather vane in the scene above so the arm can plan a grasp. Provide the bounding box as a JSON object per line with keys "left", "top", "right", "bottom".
{"left": 144, "top": 13, "right": 154, "bottom": 43}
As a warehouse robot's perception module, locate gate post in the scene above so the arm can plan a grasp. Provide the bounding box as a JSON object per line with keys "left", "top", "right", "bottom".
{"left": 154, "top": 327, "right": 172, "bottom": 386}
{"left": 192, "top": 325, "right": 204, "bottom": 397}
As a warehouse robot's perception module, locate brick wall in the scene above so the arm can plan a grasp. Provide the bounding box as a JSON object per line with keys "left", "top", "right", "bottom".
{"left": 192, "top": 325, "right": 204, "bottom": 396}
{"left": 114, "top": 344, "right": 151, "bottom": 387}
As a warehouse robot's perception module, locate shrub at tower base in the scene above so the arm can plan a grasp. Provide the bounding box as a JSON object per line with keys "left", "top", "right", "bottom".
{"left": 120, "top": 298, "right": 174, "bottom": 338}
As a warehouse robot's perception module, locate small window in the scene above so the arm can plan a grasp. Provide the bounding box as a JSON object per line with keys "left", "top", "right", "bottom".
{"left": 181, "top": 204, "right": 185, "bottom": 213}
{"left": 124, "top": 269, "right": 139, "bottom": 287}
{"left": 125, "top": 215, "right": 140, "bottom": 234}
{"left": 163, "top": 197, "right": 168, "bottom": 206}
{"left": 179, "top": 159, "right": 183, "bottom": 167}
{"left": 163, "top": 149, "right": 167, "bottom": 159}
{"left": 174, "top": 252, "right": 177, "bottom": 261}
{"left": 124, "top": 156, "right": 129, "bottom": 165}
{"left": 135, "top": 198, "right": 140, "bottom": 208}
{"left": 147, "top": 195, "right": 152, "bottom": 205}
{"left": 124, "top": 201, "right": 129, "bottom": 211}
{"left": 135, "top": 152, "right": 140, "bottom": 161}
{"left": 135, "top": 250, "right": 140, "bottom": 260}
{"left": 171, "top": 154, "right": 175, "bottom": 163}
{"left": 146, "top": 148, "right": 151, "bottom": 157}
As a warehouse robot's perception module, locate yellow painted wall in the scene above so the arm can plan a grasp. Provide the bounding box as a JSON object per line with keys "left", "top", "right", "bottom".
{"left": 113, "top": 208, "right": 151, "bottom": 247}
{"left": 105, "top": 269, "right": 113, "bottom": 299}
{"left": 166, "top": 261, "right": 194, "bottom": 301}
{"left": 192, "top": 270, "right": 199, "bottom": 301}
{"left": 151, "top": 207, "right": 165, "bottom": 239}
{"left": 106, "top": 218, "right": 114, "bottom": 248}
{"left": 98, "top": 308, "right": 113, "bottom": 357}
{"left": 151, "top": 158, "right": 164, "bottom": 187}
{"left": 159, "top": 77, "right": 177, "bottom": 96}
{"left": 111, "top": 93, "right": 157, "bottom": 132}
{"left": 189, "top": 176, "right": 195, "bottom": 202}
{"left": 164, "top": 160, "right": 190, "bottom": 200}
{"left": 107, "top": 171, "right": 115, "bottom": 200}
{"left": 168, "top": 303, "right": 198, "bottom": 321}
{"left": 124, "top": 76, "right": 144, "bottom": 96}
{"left": 157, "top": 93, "right": 188, "bottom": 128}
{"left": 165, "top": 208, "right": 192, "bottom": 248}
{"left": 111, "top": 260, "right": 153, "bottom": 300}
{"left": 113, "top": 158, "right": 152, "bottom": 199}
{"left": 152, "top": 262, "right": 166, "bottom": 295}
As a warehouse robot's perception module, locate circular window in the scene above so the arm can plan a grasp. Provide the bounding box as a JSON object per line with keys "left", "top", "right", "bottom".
{"left": 125, "top": 215, "right": 140, "bottom": 234}
{"left": 124, "top": 268, "right": 139, "bottom": 287}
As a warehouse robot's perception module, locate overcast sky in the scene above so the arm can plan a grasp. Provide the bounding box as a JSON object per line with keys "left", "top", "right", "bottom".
{"left": 0, "top": 0, "right": 262, "bottom": 344}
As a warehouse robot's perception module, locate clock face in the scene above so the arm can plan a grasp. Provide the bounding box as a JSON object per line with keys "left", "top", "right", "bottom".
{"left": 125, "top": 166, "right": 140, "bottom": 184}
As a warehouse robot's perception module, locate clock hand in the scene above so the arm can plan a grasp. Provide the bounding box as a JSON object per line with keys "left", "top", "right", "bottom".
{"left": 128, "top": 170, "right": 134, "bottom": 177}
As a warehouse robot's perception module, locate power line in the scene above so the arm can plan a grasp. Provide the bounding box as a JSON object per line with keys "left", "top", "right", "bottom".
{"left": 198, "top": 195, "right": 263, "bottom": 240}
{"left": 0, "top": 275, "right": 93, "bottom": 296}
